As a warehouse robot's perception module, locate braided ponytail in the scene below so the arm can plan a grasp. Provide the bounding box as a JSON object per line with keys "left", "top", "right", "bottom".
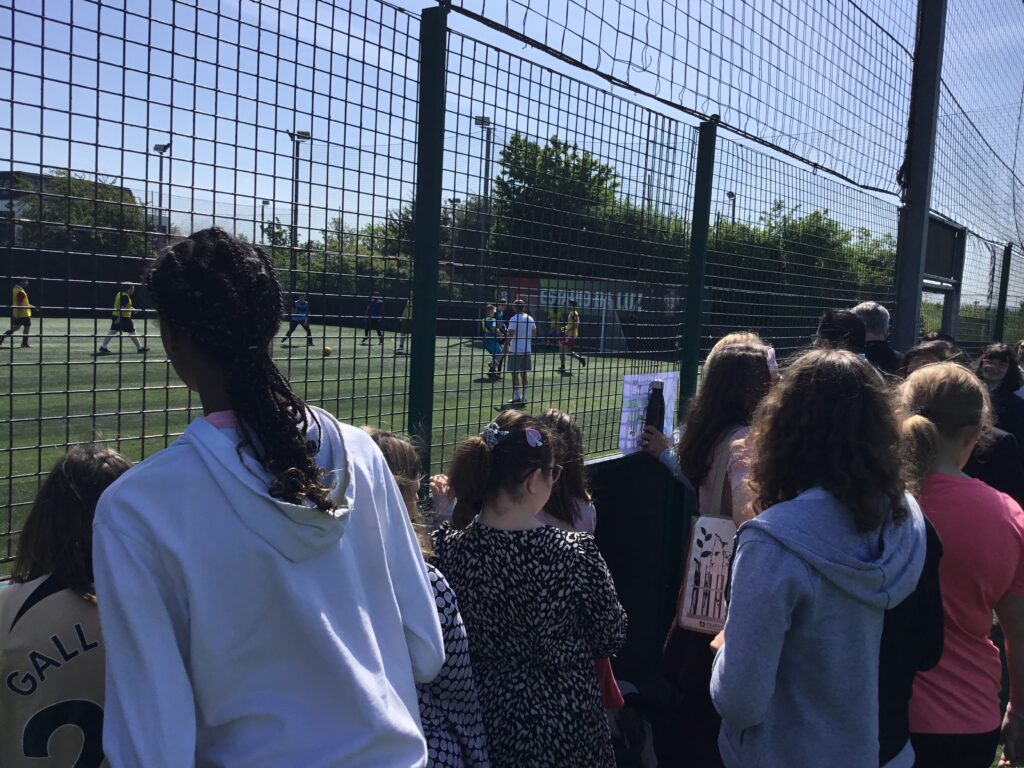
{"left": 146, "top": 228, "right": 333, "bottom": 512}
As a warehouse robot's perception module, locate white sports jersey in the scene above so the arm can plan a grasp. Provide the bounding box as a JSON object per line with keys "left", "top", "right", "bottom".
{"left": 506, "top": 312, "right": 536, "bottom": 355}
{"left": 0, "top": 574, "right": 107, "bottom": 767}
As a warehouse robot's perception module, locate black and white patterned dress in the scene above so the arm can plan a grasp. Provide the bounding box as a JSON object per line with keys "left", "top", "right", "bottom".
{"left": 418, "top": 563, "right": 491, "bottom": 767}
{"left": 431, "top": 522, "right": 627, "bottom": 768}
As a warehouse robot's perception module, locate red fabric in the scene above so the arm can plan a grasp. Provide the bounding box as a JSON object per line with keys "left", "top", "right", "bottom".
{"left": 596, "top": 657, "right": 624, "bottom": 709}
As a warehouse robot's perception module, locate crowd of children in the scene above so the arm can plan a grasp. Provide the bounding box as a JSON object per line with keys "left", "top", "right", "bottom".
{"left": 4, "top": 230, "right": 1024, "bottom": 768}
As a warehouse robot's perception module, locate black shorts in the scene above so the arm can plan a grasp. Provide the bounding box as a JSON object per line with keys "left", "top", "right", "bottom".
{"left": 11, "top": 317, "right": 30, "bottom": 329}
{"left": 110, "top": 318, "right": 136, "bottom": 333}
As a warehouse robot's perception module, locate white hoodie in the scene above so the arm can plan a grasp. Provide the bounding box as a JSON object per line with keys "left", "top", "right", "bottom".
{"left": 93, "top": 407, "right": 444, "bottom": 767}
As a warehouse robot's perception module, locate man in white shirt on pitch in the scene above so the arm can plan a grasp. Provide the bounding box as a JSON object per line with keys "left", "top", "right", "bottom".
{"left": 504, "top": 298, "right": 537, "bottom": 406}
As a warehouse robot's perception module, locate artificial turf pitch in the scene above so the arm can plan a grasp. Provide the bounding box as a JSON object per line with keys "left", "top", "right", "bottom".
{"left": 1, "top": 317, "right": 663, "bottom": 571}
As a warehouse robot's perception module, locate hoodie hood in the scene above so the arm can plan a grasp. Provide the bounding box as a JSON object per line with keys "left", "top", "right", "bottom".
{"left": 741, "top": 487, "right": 926, "bottom": 610}
{"left": 184, "top": 405, "right": 353, "bottom": 562}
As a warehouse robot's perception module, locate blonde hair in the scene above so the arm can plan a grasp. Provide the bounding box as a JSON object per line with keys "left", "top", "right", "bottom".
{"left": 708, "top": 331, "right": 763, "bottom": 363}
{"left": 360, "top": 426, "right": 431, "bottom": 556}
{"left": 899, "top": 362, "right": 992, "bottom": 490}
{"left": 707, "top": 331, "right": 777, "bottom": 380}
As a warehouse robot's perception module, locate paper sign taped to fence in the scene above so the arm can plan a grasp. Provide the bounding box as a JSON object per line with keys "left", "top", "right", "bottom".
{"left": 677, "top": 515, "right": 736, "bottom": 634}
{"left": 618, "top": 371, "right": 679, "bottom": 455}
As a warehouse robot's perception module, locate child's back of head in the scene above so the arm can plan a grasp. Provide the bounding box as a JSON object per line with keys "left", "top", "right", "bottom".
{"left": 537, "top": 408, "right": 591, "bottom": 530}
{"left": 360, "top": 426, "right": 431, "bottom": 556}
{"left": 13, "top": 445, "right": 132, "bottom": 595}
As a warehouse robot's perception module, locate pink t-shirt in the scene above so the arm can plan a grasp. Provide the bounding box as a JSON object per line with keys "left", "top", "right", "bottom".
{"left": 909, "top": 473, "right": 1024, "bottom": 734}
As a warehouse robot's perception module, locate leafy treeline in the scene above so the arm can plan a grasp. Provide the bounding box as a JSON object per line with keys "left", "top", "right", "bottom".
{"left": 15, "top": 137, "right": 898, "bottom": 327}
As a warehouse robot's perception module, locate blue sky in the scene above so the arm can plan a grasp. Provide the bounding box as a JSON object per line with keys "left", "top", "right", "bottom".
{"left": 1, "top": 0, "right": 1021, "bottom": 274}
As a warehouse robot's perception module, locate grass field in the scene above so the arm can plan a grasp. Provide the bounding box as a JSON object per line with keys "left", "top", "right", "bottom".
{"left": 0, "top": 317, "right": 673, "bottom": 572}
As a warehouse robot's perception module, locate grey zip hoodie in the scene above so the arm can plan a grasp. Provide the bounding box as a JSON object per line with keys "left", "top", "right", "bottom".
{"left": 710, "top": 488, "right": 926, "bottom": 768}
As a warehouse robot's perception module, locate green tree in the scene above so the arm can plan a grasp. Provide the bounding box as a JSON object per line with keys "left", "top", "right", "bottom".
{"left": 17, "top": 170, "right": 149, "bottom": 256}
{"left": 490, "top": 134, "right": 619, "bottom": 275}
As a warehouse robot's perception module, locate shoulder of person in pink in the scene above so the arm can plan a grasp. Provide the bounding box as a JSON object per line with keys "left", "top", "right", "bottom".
{"left": 910, "top": 472, "right": 1024, "bottom": 735}
{"left": 204, "top": 410, "right": 238, "bottom": 429}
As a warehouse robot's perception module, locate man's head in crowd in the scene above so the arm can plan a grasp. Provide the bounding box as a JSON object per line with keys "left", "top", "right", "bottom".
{"left": 850, "top": 301, "right": 890, "bottom": 342}
{"left": 815, "top": 309, "right": 867, "bottom": 354}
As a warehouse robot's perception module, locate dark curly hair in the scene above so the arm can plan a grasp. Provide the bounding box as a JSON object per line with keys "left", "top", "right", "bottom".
{"left": 146, "top": 227, "right": 332, "bottom": 512}
{"left": 748, "top": 347, "right": 907, "bottom": 531}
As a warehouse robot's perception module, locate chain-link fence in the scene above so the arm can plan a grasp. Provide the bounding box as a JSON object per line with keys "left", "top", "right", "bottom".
{"left": 428, "top": 29, "right": 695, "bottom": 466}
{"left": 929, "top": 0, "right": 1024, "bottom": 350}
{"left": 704, "top": 137, "right": 898, "bottom": 356}
{"left": 1, "top": 0, "right": 423, "bottom": 568}
{"left": 4, "top": 0, "right": 1024, "bottom": 572}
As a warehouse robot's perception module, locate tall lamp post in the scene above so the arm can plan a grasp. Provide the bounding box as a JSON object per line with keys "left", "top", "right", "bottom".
{"left": 726, "top": 190, "right": 736, "bottom": 224}
{"left": 474, "top": 116, "right": 494, "bottom": 299}
{"left": 260, "top": 199, "right": 269, "bottom": 243}
{"left": 287, "top": 130, "right": 311, "bottom": 294}
{"left": 153, "top": 142, "right": 171, "bottom": 249}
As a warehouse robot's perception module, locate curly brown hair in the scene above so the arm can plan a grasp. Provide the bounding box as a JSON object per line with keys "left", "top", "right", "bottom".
{"left": 748, "top": 348, "right": 907, "bottom": 531}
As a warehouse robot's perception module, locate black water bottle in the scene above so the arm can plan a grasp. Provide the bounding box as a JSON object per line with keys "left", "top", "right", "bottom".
{"left": 644, "top": 379, "right": 666, "bottom": 434}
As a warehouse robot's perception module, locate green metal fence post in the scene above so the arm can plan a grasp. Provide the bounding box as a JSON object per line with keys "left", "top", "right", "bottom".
{"left": 680, "top": 116, "right": 719, "bottom": 402}
{"left": 407, "top": 6, "right": 447, "bottom": 471}
{"left": 892, "top": 0, "right": 949, "bottom": 350}
{"left": 663, "top": 116, "right": 718, "bottom": 635}
{"left": 994, "top": 242, "right": 1014, "bottom": 342}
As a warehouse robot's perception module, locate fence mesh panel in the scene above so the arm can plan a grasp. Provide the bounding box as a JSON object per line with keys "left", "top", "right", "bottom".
{"left": 0, "top": 0, "right": 420, "bottom": 571}
{"left": 445, "top": 0, "right": 913, "bottom": 194}
{"left": 426, "top": 30, "right": 695, "bottom": 469}
{"left": 954, "top": 233, "right": 1000, "bottom": 351}
{"left": 1004, "top": 244, "right": 1024, "bottom": 346}
{"left": 704, "top": 136, "right": 899, "bottom": 357}
{"left": 930, "top": 0, "right": 1024, "bottom": 346}
{"left": 5, "top": 0, "right": 1024, "bottom": 572}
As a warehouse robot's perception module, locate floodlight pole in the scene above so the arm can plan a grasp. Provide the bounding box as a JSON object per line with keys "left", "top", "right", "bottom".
{"left": 153, "top": 142, "right": 171, "bottom": 249}
{"left": 287, "top": 130, "right": 311, "bottom": 294}
{"left": 475, "top": 115, "right": 494, "bottom": 299}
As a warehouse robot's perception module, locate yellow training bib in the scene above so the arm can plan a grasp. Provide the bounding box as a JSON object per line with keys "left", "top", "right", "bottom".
{"left": 12, "top": 286, "right": 30, "bottom": 319}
